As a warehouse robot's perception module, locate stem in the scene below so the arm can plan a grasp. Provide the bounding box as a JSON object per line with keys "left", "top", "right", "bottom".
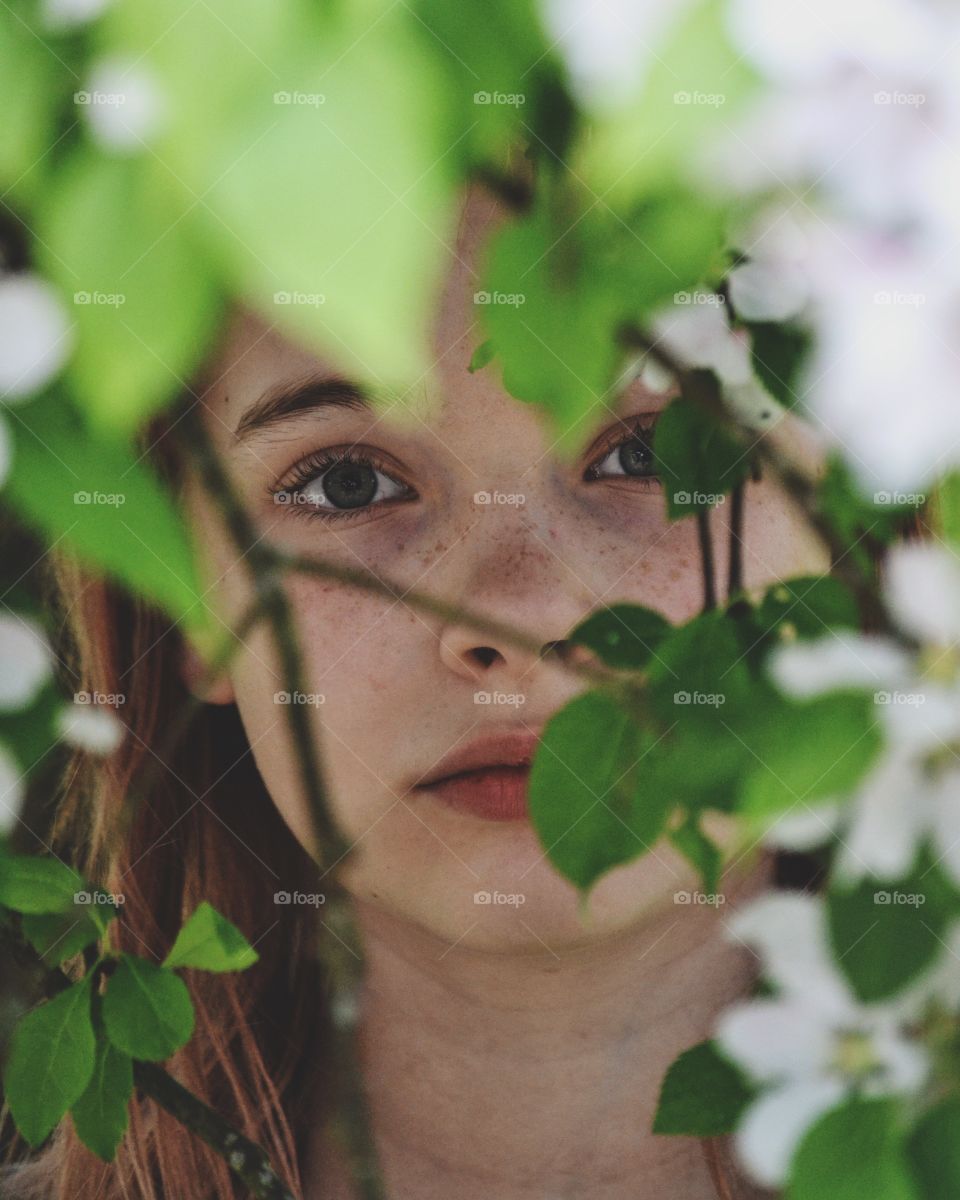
{"left": 696, "top": 510, "right": 717, "bottom": 612}
{"left": 727, "top": 482, "right": 745, "bottom": 600}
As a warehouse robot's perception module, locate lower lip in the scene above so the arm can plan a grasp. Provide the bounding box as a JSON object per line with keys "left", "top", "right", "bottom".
{"left": 421, "top": 766, "right": 531, "bottom": 821}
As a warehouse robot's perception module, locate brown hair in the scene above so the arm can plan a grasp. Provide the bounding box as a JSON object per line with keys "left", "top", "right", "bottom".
{"left": 1, "top": 394, "right": 334, "bottom": 1199}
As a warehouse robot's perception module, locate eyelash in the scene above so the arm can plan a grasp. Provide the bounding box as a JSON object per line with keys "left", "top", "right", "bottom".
{"left": 270, "top": 415, "right": 661, "bottom": 523}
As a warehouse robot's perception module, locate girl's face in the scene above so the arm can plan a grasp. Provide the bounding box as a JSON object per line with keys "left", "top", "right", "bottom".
{"left": 185, "top": 190, "right": 828, "bottom": 951}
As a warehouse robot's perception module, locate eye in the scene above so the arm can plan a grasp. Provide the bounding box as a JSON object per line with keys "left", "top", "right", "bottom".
{"left": 584, "top": 417, "right": 659, "bottom": 484}
{"left": 271, "top": 447, "right": 416, "bottom": 520}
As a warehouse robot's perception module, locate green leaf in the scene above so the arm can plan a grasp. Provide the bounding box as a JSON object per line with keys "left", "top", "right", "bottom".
{"left": 754, "top": 576, "right": 860, "bottom": 642}
{"left": 5, "top": 396, "right": 209, "bottom": 636}
{"left": 21, "top": 910, "right": 103, "bottom": 965}
{"left": 571, "top": 604, "right": 672, "bottom": 670}
{"left": 38, "top": 153, "right": 221, "bottom": 433}
{"left": 163, "top": 901, "right": 259, "bottom": 973}
{"left": 669, "top": 815, "right": 723, "bottom": 895}
{"left": 828, "top": 860, "right": 959, "bottom": 1002}
{"left": 0, "top": 852, "right": 85, "bottom": 914}
{"left": 3, "top": 977, "right": 96, "bottom": 1146}
{"left": 577, "top": 0, "right": 759, "bottom": 200}
{"left": 103, "top": 955, "right": 195, "bottom": 1061}
{"left": 653, "top": 1041, "right": 753, "bottom": 1136}
{"left": 653, "top": 395, "right": 753, "bottom": 518}
{"left": 468, "top": 339, "right": 496, "bottom": 374}
{"left": 788, "top": 1099, "right": 918, "bottom": 1200}
{"left": 528, "top": 691, "right": 672, "bottom": 891}
{"left": 0, "top": 15, "right": 63, "bottom": 204}
{"left": 71, "top": 1029, "right": 133, "bottom": 1162}
{"left": 747, "top": 321, "right": 813, "bottom": 409}
{"left": 740, "top": 692, "right": 883, "bottom": 822}
{"left": 908, "top": 1097, "right": 960, "bottom": 1200}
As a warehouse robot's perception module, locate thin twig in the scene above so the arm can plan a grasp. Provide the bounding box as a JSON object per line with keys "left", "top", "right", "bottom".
{"left": 695, "top": 510, "right": 717, "bottom": 612}
{"left": 727, "top": 482, "right": 745, "bottom": 600}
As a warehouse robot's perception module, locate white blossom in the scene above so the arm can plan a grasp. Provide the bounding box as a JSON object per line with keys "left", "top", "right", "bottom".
{"left": 717, "top": 892, "right": 929, "bottom": 1187}
{"left": 0, "top": 614, "right": 52, "bottom": 711}
{"left": 727, "top": 207, "right": 813, "bottom": 323}
{"left": 41, "top": 0, "right": 111, "bottom": 31}
{"left": 56, "top": 703, "right": 125, "bottom": 756}
{"left": 764, "top": 544, "right": 960, "bottom": 881}
{"left": 81, "top": 58, "right": 165, "bottom": 152}
{"left": 0, "top": 274, "right": 73, "bottom": 402}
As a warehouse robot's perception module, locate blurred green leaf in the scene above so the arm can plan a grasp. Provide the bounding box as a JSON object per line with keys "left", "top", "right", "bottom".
{"left": 5, "top": 396, "right": 209, "bottom": 635}
{"left": 653, "top": 395, "right": 752, "bottom": 518}
{"left": 908, "top": 1098, "right": 960, "bottom": 1200}
{"left": 38, "top": 153, "right": 221, "bottom": 433}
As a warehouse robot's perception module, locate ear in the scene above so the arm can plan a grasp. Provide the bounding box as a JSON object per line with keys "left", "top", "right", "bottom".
{"left": 179, "top": 639, "right": 235, "bottom": 705}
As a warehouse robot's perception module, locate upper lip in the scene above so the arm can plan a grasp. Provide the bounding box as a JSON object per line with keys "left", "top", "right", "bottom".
{"left": 414, "top": 729, "right": 542, "bottom": 788}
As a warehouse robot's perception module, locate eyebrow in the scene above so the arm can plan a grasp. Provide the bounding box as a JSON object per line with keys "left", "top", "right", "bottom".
{"left": 233, "top": 375, "right": 371, "bottom": 444}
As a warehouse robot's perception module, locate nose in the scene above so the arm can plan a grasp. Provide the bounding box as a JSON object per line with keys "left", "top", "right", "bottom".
{"left": 438, "top": 629, "right": 594, "bottom": 684}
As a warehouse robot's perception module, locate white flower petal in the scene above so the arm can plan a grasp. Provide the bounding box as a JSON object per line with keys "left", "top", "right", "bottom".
{"left": 715, "top": 999, "right": 834, "bottom": 1082}
{"left": 41, "top": 0, "right": 111, "bottom": 30}
{"left": 837, "top": 747, "right": 927, "bottom": 882}
{"left": 0, "top": 614, "right": 52, "bottom": 711}
{"left": 735, "top": 1077, "right": 846, "bottom": 1188}
{"left": 767, "top": 632, "right": 912, "bottom": 700}
{"left": 0, "top": 274, "right": 73, "bottom": 402}
{"left": 929, "top": 767, "right": 960, "bottom": 889}
{"left": 763, "top": 802, "right": 842, "bottom": 852}
{"left": 82, "top": 58, "right": 165, "bottom": 152}
{"left": 884, "top": 542, "right": 960, "bottom": 649}
{"left": 56, "top": 704, "right": 125, "bottom": 756}
{"left": 0, "top": 742, "right": 25, "bottom": 836}
{"left": 729, "top": 893, "right": 853, "bottom": 1016}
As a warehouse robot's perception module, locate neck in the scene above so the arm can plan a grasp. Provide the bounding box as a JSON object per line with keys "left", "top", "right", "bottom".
{"left": 306, "top": 863, "right": 769, "bottom": 1200}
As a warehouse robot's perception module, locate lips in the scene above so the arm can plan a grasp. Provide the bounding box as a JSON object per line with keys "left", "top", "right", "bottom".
{"left": 413, "top": 730, "right": 541, "bottom": 822}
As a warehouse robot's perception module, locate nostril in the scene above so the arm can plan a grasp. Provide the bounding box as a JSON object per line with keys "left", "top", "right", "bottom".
{"left": 469, "top": 646, "right": 500, "bottom": 669}
{"left": 540, "top": 639, "right": 568, "bottom": 661}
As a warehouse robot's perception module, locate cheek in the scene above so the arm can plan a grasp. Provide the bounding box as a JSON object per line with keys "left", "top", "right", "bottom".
{"left": 227, "top": 575, "right": 428, "bottom": 849}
